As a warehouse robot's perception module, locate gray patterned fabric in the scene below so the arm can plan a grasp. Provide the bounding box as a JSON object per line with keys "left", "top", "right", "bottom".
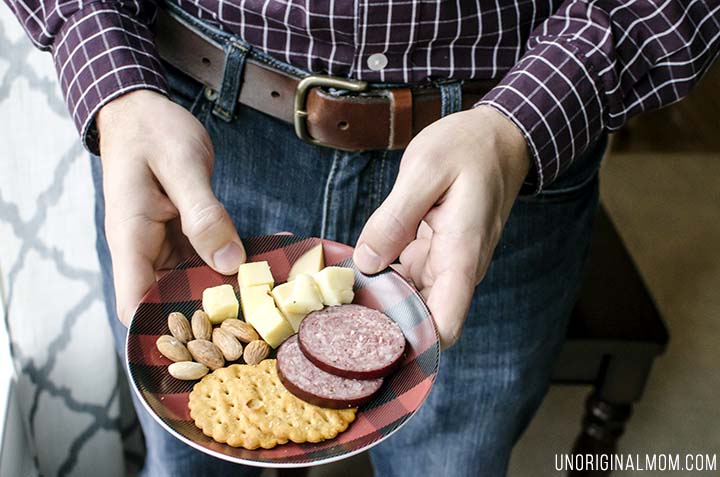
{"left": 0, "top": 9, "right": 139, "bottom": 477}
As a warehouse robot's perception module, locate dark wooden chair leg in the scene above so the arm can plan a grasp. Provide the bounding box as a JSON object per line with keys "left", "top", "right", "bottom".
{"left": 569, "top": 393, "right": 633, "bottom": 476}
{"left": 567, "top": 354, "right": 655, "bottom": 476}
{"left": 554, "top": 206, "right": 668, "bottom": 476}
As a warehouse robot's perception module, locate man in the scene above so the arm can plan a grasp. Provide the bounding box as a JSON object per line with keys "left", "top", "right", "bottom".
{"left": 4, "top": 0, "right": 719, "bottom": 475}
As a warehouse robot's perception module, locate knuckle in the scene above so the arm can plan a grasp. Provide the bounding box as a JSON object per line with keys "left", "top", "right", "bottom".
{"left": 182, "top": 201, "right": 228, "bottom": 239}
{"left": 104, "top": 211, "right": 152, "bottom": 235}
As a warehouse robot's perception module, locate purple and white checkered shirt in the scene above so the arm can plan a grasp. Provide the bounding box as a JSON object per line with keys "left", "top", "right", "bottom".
{"left": 4, "top": 0, "right": 720, "bottom": 191}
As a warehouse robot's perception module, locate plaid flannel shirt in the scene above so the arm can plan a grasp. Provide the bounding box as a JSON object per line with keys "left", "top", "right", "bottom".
{"left": 5, "top": 0, "right": 720, "bottom": 191}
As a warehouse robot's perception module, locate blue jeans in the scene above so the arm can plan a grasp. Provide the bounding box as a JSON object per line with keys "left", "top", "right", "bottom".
{"left": 91, "top": 8, "right": 606, "bottom": 477}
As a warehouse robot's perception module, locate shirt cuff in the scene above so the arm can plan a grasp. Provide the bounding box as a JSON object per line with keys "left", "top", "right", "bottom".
{"left": 51, "top": 3, "right": 168, "bottom": 154}
{"left": 476, "top": 39, "right": 605, "bottom": 194}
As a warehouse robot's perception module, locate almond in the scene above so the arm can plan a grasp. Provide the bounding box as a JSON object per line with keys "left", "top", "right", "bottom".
{"left": 156, "top": 335, "right": 192, "bottom": 362}
{"left": 243, "top": 340, "right": 270, "bottom": 365}
{"left": 187, "top": 339, "right": 225, "bottom": 370}
{"left": 220, "top": 319, "right": 260, "bottom": 343}
{"left": 212, "top": 328, "right": 243, "bottom": 361}
{"left": 191, "top": 310, "right": 212, "bottom": 341}
{"left": 168, "top": 312, "right": 193, "bottom": 343}
{"left": 168, "top": 361, "right": 209, "bottom": 380}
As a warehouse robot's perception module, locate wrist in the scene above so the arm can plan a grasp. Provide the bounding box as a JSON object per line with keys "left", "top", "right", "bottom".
{"left": 97, "top": 89, "right": 167, "bottom": 138}
{"left": 470, "top": 105, "right": 531, "bottom": 188}
{"left": 476, "top": 105, "right": 530, "bottom": 166}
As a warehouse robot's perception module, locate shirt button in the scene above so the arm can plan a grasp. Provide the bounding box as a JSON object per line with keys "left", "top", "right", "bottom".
{"left": 367, "top": 53, "right": 388, "bottom": 71}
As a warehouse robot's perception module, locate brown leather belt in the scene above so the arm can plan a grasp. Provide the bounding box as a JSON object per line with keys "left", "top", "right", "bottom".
{"left": 155, "top": 9, "right": 497, "bottom": 151}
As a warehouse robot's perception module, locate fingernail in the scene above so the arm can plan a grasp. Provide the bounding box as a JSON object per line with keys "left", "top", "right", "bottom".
{"left": 355, "top": 243, "right": 382, "bottom": 273}
{"left": 212, "top": 242, "right": 245, "bottom": 274}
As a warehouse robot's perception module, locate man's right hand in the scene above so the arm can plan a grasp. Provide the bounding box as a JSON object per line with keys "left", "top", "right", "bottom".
{"left": 97, "top": 90, "right": 245, "bottom": 326}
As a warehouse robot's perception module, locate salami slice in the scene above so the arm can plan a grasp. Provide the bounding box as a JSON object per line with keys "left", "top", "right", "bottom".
{"left": 298, "top": 304, "right": 406, "bottom": 379}
{"left": 276, "top": 335, "right": 383, "bottom": 409}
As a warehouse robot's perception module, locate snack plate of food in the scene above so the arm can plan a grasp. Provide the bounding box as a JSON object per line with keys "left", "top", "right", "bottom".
{"left": 126, "top": 234, "right": 440, "bottom": 467}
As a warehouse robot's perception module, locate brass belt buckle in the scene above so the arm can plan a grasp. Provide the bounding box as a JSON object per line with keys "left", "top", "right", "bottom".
{"left": 294, "top": 75, "right": 368, "bottom": 146}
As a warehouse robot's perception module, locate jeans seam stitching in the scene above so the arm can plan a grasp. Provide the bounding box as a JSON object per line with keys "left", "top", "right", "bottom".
{"left": 376, "top": 150, "right": 388, "bottom": 211}
{"left": 189, "top": 84, "right": 210, "bottom": 117}
{"left": 320, "top": 150, "right": 340, "bottom": 239}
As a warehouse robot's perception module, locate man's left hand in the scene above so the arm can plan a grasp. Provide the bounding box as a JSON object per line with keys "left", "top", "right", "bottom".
{"left": 353, "top": 105, "right": 530, "bottom": 349}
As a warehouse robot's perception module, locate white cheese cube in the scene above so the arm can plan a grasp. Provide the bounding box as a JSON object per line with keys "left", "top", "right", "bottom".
{"left": 237, "top": 261, "right": 274, "bottom": 289}
{"left": 288, "top": 244, "right": 325, "bottom": 281}
{"left": 284, "top": 274, "right": 324, "bottom": 314}
{"left": 270, "top": 282, "right": 307, "bottom": 332}
{"left": 246, "top": 304, "right": 294, "bottom": 348}
{"left": 239, "top": 284, "right": 273, "bottom": 320}
{"left": 313, "top": 267, "right": 355, "bottom": 306}
{"left": 202, "top": 284, "right": 239, "bottom": 324}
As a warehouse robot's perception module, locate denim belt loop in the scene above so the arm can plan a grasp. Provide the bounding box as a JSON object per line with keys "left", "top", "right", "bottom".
{"left": 212, "top": 41, "right": 249, "bottom": 121}
{"left": 439, "top": 80, "right": 463, "bottom": 117}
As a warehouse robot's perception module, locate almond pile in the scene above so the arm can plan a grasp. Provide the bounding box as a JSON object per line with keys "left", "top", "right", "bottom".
{"left": 157, "top": 310, "right": 271, "bottom": 380}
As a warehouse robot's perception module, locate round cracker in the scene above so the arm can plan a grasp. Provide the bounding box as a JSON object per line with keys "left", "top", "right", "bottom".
{"left": 244, "top": 360, "right": 357, "bottom": 443}
{"left": 189, "top": 365, "right": 285, "bottom": 449}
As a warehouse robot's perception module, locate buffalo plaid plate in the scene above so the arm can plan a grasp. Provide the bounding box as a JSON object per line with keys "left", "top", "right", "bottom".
{"left": 126, "top": 235, "right": 440, "bottom": 467}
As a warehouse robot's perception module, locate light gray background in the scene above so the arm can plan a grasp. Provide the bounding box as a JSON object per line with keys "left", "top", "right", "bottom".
{"left": 0, "top": 9, "right": 130, "bottom": 477}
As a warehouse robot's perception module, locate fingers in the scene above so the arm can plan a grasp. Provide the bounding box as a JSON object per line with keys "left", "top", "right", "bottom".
{"left": 354, "top": 161, "right": 449, "bottom": 274}
{"left": 425, "top": 267, "right": 476, "bottom": 349}
{"left": 108, "top": 217, "right": 166, "bottom": 326}
{"left": 154, "top": 148, "right": 246, "bottom": 275}
{"left": 399, "top": 237, "right": 432, "bottom": 288}
{"left": 98, "top": 95, "right": 244, "bottom": 328}
{"left": 421, "top": 177, "right": 497, "bottom": 349}
{"left": 102, "top": 157, "right": 178, "bottom": 326}
{"left": 423, "top": 227, "right": 483, "bottom": 350}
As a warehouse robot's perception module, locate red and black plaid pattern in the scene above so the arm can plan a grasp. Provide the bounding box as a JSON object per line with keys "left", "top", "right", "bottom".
{"left": 126, "top": 235, "right": 440, "bottom": 466}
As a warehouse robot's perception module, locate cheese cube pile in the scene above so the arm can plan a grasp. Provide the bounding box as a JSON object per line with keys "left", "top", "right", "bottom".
{"left": 246, "top": 305, "right": 294, "bottom": 349}
{"left": 271, "top": 274, "right": 323, "bottom": 332}
{"left": 270, "top": 282, "right": 306, "bottom": 332}
{"left": 284, "top": 274, "right": 324, "bottom": 314}
{"left": 272, "top": 266, "right": 355, "bottom": 332}
{"left": 239, "top": 284, "right": 273, "bottom": 319}
{"left": 231, "top": 245, "right": 356, "bottom": 348}
{"left": 313, "top": 267, "right": 355, "bottom": 306}
{"left": 238, "top": 261, "right": 275, "bottom": 288}
{"left": 236, "top": 262, "right": 291, "bottom": 348}
{"left": 202, "top": 284, "right": 239, "bottom": 324}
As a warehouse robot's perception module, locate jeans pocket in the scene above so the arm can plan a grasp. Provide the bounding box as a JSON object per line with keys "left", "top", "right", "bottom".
{"left": 521, "top": 134, "right": 608, "bottom": 204}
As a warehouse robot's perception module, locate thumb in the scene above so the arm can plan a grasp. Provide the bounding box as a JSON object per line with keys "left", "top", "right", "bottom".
{"left": 178, "top": 195, "right": 246, "bottom": 274}
{"left": 156, "top": 159, "right": 245, "bottom": 276}
{"left": 354, "top": 166, "right": 444, "bottom": 274}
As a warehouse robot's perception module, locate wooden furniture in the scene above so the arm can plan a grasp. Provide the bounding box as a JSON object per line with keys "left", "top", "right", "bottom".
{"left": 551, "top": 205, "right": 669, "bottom": 476}
{"left": 277, "top": 205, "right": 670, "bottom": 477}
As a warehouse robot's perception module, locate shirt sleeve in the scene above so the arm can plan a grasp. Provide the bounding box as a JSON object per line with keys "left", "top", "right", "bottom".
{"left": 477, "top": 0, "right": 720, "bottom": 193}
{"left": 3, "top": 0, "right": 168, "bottom": 153}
